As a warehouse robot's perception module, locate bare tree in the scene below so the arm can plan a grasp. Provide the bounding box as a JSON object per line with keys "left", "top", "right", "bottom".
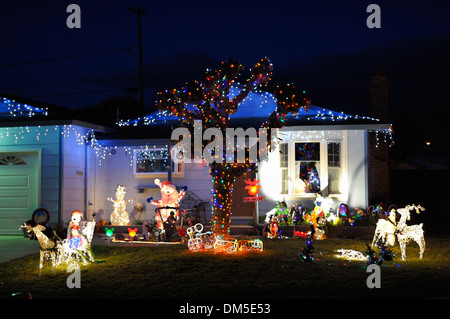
{"left": 156, "top": 58, "right": 310, "bottom": 238}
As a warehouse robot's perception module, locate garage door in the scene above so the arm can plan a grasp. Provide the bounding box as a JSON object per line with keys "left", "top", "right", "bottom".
{"left": 0, "top": 152, "right": 39, "bottom": 235}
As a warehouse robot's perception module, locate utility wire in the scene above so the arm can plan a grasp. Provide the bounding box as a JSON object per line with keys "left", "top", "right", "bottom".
{"left": 0, "top": 46, "right": 136, "bottom": 68}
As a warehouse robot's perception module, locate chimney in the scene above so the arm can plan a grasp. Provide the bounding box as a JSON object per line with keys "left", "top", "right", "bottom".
{"left": 368, "top": 68, "right": 390, "bottom": 203}
{"left": 370, "top": 69, "right": 389, "bottom": 121}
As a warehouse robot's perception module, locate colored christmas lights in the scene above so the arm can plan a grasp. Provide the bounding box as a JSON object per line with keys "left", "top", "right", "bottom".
{"left": 152, "top": 57, "right": 310, "bottom": 238}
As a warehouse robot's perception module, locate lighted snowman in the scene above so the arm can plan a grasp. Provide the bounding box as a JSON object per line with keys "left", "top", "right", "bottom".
{"left": 108, "top": 185, "right": 131, "bottom": 226}
{"left": 147, "top": 179, "right": 186, "bottom": 230}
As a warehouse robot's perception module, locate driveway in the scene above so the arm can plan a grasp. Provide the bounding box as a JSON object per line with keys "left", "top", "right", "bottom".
{"left": 0, "top": 236, "right": 39, "bottom": 264}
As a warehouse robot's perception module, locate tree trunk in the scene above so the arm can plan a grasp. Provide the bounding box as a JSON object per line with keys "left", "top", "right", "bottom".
{"left": 210, "top": 163, "right": 252, "bottom": 239}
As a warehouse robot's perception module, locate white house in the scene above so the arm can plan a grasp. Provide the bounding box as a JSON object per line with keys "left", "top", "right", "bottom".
{"left": 0, "top": 87, "right": 392, "bottom": 235}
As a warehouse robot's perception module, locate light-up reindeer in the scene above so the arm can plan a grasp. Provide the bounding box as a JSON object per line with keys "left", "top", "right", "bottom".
{"left": 22, "top": 220, "right": 62, "bottom": 276}
{"left": 371, "top": 206, "right": 398, "bottom": 248}
{"left": 395, "top": 204, "right": 426, "bottom": 260}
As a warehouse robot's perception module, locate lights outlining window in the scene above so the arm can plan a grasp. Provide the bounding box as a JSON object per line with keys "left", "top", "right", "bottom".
{"left": 133, "top": 148, "right": 182, "bottom": 176}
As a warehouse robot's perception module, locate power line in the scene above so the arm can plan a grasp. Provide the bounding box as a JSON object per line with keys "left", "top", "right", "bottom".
{"left": 0, "top": 46, "right": 136, "bottom": 68}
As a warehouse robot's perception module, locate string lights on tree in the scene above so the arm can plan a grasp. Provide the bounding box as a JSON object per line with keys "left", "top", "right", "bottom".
{"left": 155, "top": 57, "right": 310, "bottom": 239}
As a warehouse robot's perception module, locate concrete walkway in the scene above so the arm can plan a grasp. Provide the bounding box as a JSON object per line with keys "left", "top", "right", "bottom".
{"left": 0, "top": 236, "right": 40, "bottom": 264}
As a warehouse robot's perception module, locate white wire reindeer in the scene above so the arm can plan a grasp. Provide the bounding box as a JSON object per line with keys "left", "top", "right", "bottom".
{"left": 396, "top": 204, "right": 426, "bottom": 260}
{"left": 21, "top": 221, "right": 62, "bottom": 276}
{"left": 371, "top": 207, "right": 398, "bottom": 247}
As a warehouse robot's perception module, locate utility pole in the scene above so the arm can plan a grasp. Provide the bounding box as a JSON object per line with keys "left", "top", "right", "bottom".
{"left": 129, "top": 5, "right": 145, "bottom": 111}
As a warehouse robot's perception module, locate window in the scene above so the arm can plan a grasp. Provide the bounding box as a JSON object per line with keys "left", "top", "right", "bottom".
{"left": 294, "top": 143, "right": 320, "bottom": 194}
{"left": 279, "top": 143, "right": 289, "bottom": 194}
{"left": 0, "top": 156, "right": 26, "bottom": 166}
{"left": 277, "top": 138, "right": 345, "bottom": 196}
{"left": 133, "top": 148, "right": 182, "bottom": 176}
{"left": 328, "top": 142, "right": 341, "bottom": 194}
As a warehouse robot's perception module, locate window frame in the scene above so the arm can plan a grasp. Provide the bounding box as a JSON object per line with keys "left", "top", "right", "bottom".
{"left": 278, "top": 136, "right": 346, "bottom": 198}
{"left": 132, "top": 147, "right": 184, "bottom": 178}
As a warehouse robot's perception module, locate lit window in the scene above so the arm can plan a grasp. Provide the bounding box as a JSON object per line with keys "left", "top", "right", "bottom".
{"left": 133, "top": 148, "right": 182, "bottom": 176}
{"left": 294, "top": 143, "right": 320, "bottom": 194}
{"left": 279, "top": 143, "right": 289, "bottom": 194}
{"left": 327, "top": 142, "right": 341, "bottom": 194}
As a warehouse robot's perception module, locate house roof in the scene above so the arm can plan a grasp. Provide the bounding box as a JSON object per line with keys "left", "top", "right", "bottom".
{"left": 0, "top": 92, "right": 114, "bottom": 133}
{"left": 1, "top": 86, "right": 391, "bottom": 141}
{"left": 1, "top": 94, "right": 49, "bottom": 119}
{"left": 116, "top": 87, "right": 391, "bottom": 137}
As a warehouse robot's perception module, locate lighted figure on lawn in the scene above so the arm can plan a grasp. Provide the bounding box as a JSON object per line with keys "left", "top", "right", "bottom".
{"left": 304, "top": 208, "right": 326, "bottom": 240}
{"left": 22, "top": 220, "right": 61, "bottom": 276}
{"left": 67, "top": 210, "right": 86, "bottom": 250}
{"left": 263, "top": 209, "right": 280, "bottom": 239}
{"left": 186, "top": 223, "right": 214, "bottom": 252}
{"left": 147, "top": 179, "right": 186, "bottom": 230}
{"left": 313, "top": 194, "right": 336, "bottom": 223}
{"left": 60, "top": 210, "right": 96, "bottom": 267}
{"left": 290, "top": 204, "right": 304, "bottom": 226}
{"left": 395, "top": 204, "right": 426, "bottom": 260}
{"left": 108, "top": 185, "right": 132, "bottom": 226}
{"left": 371, "top": 206, "right": 398, "bottom": 247}
{"left": 156, "top": 57, "right": 310, "bottom": 238}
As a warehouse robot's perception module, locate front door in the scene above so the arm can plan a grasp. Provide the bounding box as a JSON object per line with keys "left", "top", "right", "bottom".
{"left": 231, "top": 171, "right": 256, "bottom": 224}
{"left": 0, "top": 152, "right": 40, "bottom": 235}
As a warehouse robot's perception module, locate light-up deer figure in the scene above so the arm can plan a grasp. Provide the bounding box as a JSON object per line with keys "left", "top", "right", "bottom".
{"left": 22, "top": 220, "right": 62, "bottom": 276}
{"left": 396, "top": 204, "right": 426, "bottom": 260}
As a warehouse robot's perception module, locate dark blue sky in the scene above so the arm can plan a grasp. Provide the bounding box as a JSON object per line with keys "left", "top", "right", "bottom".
{"left": 1, "top": 0, "right": 449, "bottom": 116}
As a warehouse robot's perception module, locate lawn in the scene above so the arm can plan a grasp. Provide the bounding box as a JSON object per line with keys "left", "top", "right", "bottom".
{"left": 1, "top": 236, "right": 450, "bottom": 300}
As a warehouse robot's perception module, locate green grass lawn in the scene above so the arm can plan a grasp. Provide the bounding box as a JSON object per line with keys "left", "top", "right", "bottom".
{"left": 1, "top": 236, "right": 449, "bottom": 299}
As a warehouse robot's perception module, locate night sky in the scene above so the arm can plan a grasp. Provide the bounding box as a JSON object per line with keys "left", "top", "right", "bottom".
{"left": 1, "top": 0, "right": 449, "bottom": 121}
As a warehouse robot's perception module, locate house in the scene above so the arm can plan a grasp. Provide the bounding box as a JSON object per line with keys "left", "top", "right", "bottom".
{"left": 0, "top": 93, "right": 112, "bottom": 235}
{"left": 0, "top": 75, "right": 392, "bottom": 235}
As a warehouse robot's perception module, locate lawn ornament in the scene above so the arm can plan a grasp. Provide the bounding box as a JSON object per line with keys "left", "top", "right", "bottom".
{"left": 396, "top": 204, "right": 426, "bottom": 260}
{"left": 67, "top": 210, "right": 85, "bottom": 249}
{"left": 293, "top": 230, "right": 308, "bottom": 238}
{"left": 371, "top": 206, "right": 398, "bottom": 247}
{"left": 59, "top": 211, "right": 96, "bottom": 268}
{"left": 128, "top": 227, "right": 138, "bottom": 238}
{"left": 147, "top": 179, "right": 186, "bottom": 230}
{"left": 22, "top": 220, "right": 62, "bottom": 276}
{"left": 105, "top": 227, "right": 114, "bottom": 237}
{"left": 264, "top": 213, "right": 279, "bottom": 239}
{"left": 305, "top": 210, "right": 326, "bottom": 240}
{"left": 337, "top": 203, "right": 349, "bottom": 217}
{"left": 290, "top": 204, "right": 304, "bottom": 225}
{"left": 186, "top": 223, "right": 213, "bottom": 252}
{"left": 238, "top": 239, "right": 264, "bottom": 252}
{"left": 213, "top": 235, "right": 238, "bottom": 254}
{"left": 109, "top": 185, "right": 132, "bottom": 226}
{"left": 335, "top": 249, "right": 366, "bottom": 261}
{"left": 314, "top": 194, "right": 335, "bottom": 222}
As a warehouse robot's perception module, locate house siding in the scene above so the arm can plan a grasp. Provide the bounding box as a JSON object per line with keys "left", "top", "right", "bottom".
{"left": 0, "top": 125, "right": 61, "bottom": 231}
{"left": 256, "top": 129, "right": 369, "bottom": 220}
{"left": 87, "top": 145, "right": 212, "bottom": 223}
